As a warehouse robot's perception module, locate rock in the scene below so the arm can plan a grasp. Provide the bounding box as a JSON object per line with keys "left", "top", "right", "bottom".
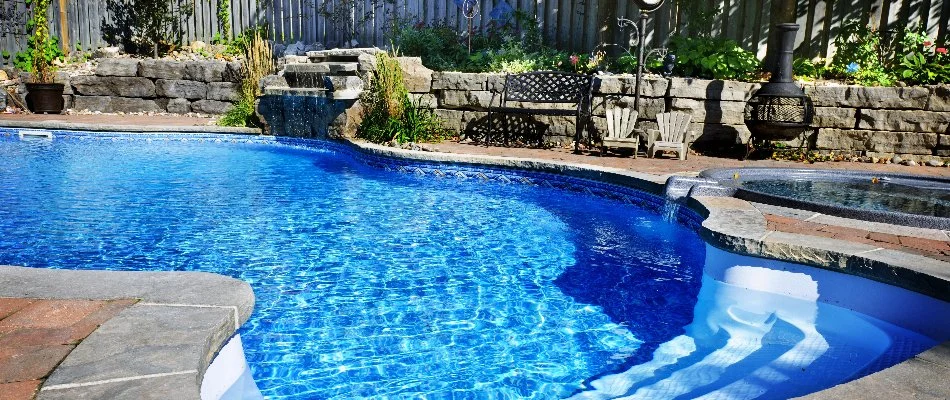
{"left": 272, "top": 43, "right": 286, "bottom": 59}
{"left": 870, "top": 157, "right": 879, "bottom": 163}
{"left": 224, "top": 61, "right": 243, "bottom": 83}
{"left": 928, "top": 85, "right": 950, "bottom": 112}
{"left": 396, "top": 57, "right": 433, "bottom": 93}
{"left": 432, "top": 72, "right": 488, "bottom": 91}
{"left": 805, "top": 85, "right": 929, "bottom": 109}
{"left": 191, "top": 99, "right": 233, "bottom": 114}
{"left": 138, "top": 59, "right": 186, "bottom": 80}
{"left": 96, "top": 59, "right": 140, "bottom": 77}
{"left": 259, "top": 74, "right": 288, "bottom": 90}
{"left": 184, "top": 60, "right": 227, "bottom": 82}
{"left": 92, "top": 47, "right": 121, "bottom": 59}
{"left": 0, "top": 70, "right": 9, "bottom": 81}
{"left": 668, "top": 77, "right": 759, "bottom": 101}
{"left": 284, "top": 41, "right": 306, "bottom": 56}
{"left": 815, "top": 128, "right": 938, "bottom": 155}
{"left": 669, "top": 98, "right": 746, "bottom": 124}
{"left": 904, "top": 159, "right": 918, "bottom": 166}
{"left": 438, "top": 90, "right": 494, "bottom": 110}
{"left": 72, "top": 96, "right": 160, "bottom": 113}
{"left": 857, "top": 109, "right": 950, "bottom": 133}
{"left": 926, "top": 159, "right": 943, "bottom": 167}
{"left": 813, "top": 107, "right": 857, "bottom": 129}
{"left": 207, "top": 82, "right": 241, "bottom": 102}
{"left": 891, "top": 155, "right": 903, "bottom": 164}
{"left": 409, "top": 93, "right": 437, "bottom": 108}
{"left": 71, "top": 75, "right": 156, "bottom": 97}
{"left": 155, "top": 79, "right": 208, "bottom": 99}
{"left": 190, "top": 41, "right": 207, "bottom": 52}
{"left": 164, "top": 98, "right": 192, "bottom": 113}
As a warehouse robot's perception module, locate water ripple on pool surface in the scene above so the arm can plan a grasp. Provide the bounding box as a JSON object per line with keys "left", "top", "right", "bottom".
{"left": 0, "top": 138, "right": 705, "bottom": 398}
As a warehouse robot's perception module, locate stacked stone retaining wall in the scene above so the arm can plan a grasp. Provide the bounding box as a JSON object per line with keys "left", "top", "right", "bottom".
{"left": 35, "top": 58, "right": 244, "bottom": 115}
{"left": 412, "top": 67, "right": 949, "bottom": 159}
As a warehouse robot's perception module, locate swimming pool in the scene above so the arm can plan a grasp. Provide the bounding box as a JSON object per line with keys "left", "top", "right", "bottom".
{"left": 0, "top": 131, "right": 946, "bottom": 399}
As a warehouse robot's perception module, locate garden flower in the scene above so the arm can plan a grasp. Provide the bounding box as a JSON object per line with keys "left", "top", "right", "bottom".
{"left": 923, "top": 40, "right": 933, "bottom": 47}
{"left": 570, "top": 55, "right": 579, "bottom": 66}
{"left": 846, "top": 62, "right": 860, "bottom": 74}
{"left": 937, "top": 47, "right": 948, "bottom": 54}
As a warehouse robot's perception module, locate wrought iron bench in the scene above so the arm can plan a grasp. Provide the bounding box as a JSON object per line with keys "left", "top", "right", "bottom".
{"left": 487, "top": 71, "right": 594, "bottom": 150}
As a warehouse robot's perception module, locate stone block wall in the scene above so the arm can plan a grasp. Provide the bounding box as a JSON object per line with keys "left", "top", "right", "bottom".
{"left": 415, "top": 67, "right": 950, "bottom": 159}
{"left": 63, "top": 58, "right": 243, "bottom": 114}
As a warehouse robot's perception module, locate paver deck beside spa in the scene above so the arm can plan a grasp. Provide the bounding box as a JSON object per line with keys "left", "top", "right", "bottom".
{"left": 0, "top": 298, "right": 134, "bottom": 400}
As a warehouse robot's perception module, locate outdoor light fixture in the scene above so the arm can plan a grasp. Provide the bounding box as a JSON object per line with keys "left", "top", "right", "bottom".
{"left": 620, "top": 0, "right": 666, "bottom": 111}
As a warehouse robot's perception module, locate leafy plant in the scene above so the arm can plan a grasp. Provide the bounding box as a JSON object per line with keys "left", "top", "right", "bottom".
{"left": 792, "top": 58, "right": 827, "bottom": 81}
{"left": 358, "top": 53, "right": 447, "bottom": 144}
{"left": 101, "top": 0, "right": 194, "bottom": 57}
{"left": 220, "top": 31, "right": 274, "bottom": 127}
{"left": 893, "top": 28, "right": 949, "bottom": 85}
{"left": 828, "top": 20, "right": 894, "bottom": 86}
{"left": 667, "top": 35, "right": 761, "bottom": 81}
{"left": 15, "top": 0, "right": 62, "bottom": 83}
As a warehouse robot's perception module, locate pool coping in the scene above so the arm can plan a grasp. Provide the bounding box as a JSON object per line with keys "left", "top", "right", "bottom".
{"left": 0, "top": 124, "right": 946, "bottom": 398}
{"left": 0, "top": 267, "right": 254, "bottom": 399}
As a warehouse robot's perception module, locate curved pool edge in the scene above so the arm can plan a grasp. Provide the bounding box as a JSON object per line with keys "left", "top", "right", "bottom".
{"left": 0, "top": 265, "right": 255, "bottom": 399}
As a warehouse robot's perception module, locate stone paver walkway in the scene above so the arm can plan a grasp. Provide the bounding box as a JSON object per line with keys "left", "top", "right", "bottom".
{"left": 425, "top": 142, "right": 950, "bottom": 178}
{"left": 0, "top": 114, "right": 216, "bottom": 127}
{"left": 0, "top": 298, "right": 134, "bottom": 400}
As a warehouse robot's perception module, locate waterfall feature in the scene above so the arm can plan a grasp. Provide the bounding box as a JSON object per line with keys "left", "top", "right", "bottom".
{"left": 257, "top": 48, "right": 382, "bottom": 138}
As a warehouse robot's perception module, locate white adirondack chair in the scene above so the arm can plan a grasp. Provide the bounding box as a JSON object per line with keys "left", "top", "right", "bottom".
{"left": 647, "top": 112, "right": 695, "bottom": 160}
{"left": 601, "top": 105, "right": 640, "bottom": 158}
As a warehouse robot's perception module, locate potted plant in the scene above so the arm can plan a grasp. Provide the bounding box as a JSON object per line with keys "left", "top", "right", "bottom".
{"left": 24, "top": 0, "right": 65, "bottom": 114}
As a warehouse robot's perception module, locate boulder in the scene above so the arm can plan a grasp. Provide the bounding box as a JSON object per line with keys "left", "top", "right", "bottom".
{"left": 396, "top": 57, "right": 433, "bottom": 93}
{"left": 805, "top": 85, "right": 929, "bottom": 109}
{"left": 668, "top": 78, "right": 759, "bottom": 101}
{"left": 165, "top": 98, "right": 191, "bottom": 114}
{"left": 208, "top": 82, "right": 241, "bottom": 102}
{"left": 72, "top": 96, "right": 160, "bottom": 113}
{"left": 857, "top": 109, "right": 950, "bottom": 133}
{"left": 928, "top": 85, "right": 950, "bottom": 112}
{"left": 437, "top": 90, "right": 494, "bottom": 110}
{"left": 432, "top": 72, "right": 488, "bottom": 91}
{"left": 224, "top": 60, "right": 244, "bottom": 83}
{"left": 138, "top": 59, "right": 186, "bottom": 80}
{"left": 813, "top": 107, "right": 857, "bottom": 129}
{"left": 156, "top": 79, "right": 208, "bottom": 100}
{"left": 669, "top": 98, "right": 746, "bottom": 124}
{"left": 71, "top": 76, "right": 156, "bottom": 97}
{"left": 96, "top": 59, "right": 140, "bottom": 77}
{"left": 191, "top": 99, "right": 232, "bottom": 114}
{"left": 92, "top": 47, "right": 121, "bottom": 59}
{"left": 816, "top": 128, "right": 938, "bottom": 154}
{"left": 184, "top": 60, "right": 227, "bottom": 82}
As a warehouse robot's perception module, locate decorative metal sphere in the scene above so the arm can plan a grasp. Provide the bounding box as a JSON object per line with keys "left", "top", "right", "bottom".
{"left": 632, "top": 0, "right": 665, "bottom": 12}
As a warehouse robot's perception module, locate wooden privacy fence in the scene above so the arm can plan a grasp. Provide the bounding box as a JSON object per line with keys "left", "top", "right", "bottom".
{"left": 0, "top": 0, "right": 948, "bottom": 66}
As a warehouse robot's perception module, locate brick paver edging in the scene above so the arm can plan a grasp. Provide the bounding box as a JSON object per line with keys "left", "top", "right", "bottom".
{"left": 0, "top": 267, "right": 254, "bottom": 399}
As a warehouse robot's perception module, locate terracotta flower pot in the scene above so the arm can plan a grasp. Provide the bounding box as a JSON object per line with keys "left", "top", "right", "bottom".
{"left": 25, "top": 82, "right": 65, "bottom": 114}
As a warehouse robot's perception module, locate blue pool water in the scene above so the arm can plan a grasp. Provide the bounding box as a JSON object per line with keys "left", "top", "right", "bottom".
{"left": 0, "top": 134, "right": 944, "bottom": 399}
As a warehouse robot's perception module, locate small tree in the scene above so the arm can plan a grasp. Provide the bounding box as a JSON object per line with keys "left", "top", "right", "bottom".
{"left": 102, "top": 0, "right": 194, "bottom": 57}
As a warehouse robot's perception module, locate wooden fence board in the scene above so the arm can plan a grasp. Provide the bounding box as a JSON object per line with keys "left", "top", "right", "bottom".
{"left": 1, "top": 0, "right": 948, "bottom": 66}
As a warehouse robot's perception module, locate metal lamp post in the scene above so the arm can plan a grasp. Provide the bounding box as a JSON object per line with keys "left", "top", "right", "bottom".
{"left": 626, "top": 0, "right": 666, "bottom": 111}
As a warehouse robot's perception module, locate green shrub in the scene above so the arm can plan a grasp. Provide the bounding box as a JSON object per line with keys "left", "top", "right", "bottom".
{"left": 358, "top": 53, "right": 447, "bottom": 144}
{"left": 667, "top": 36, "right": 761, "bottom": 81}
{"left": 828, "top": 20, "right": 895, "bottom": 86}
{"left": 792, "top": 58, "right": 827, "bottom": 81}
{"left": 219, "top": 31, "right": 273, "bottom": 128}
{"left": 893, "top": 28, "right": 950, "bottom": 85}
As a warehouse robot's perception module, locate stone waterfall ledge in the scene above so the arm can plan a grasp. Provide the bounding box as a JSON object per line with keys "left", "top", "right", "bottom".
{"left": 0, "top": 266, "right": 255, "bottom": 400}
